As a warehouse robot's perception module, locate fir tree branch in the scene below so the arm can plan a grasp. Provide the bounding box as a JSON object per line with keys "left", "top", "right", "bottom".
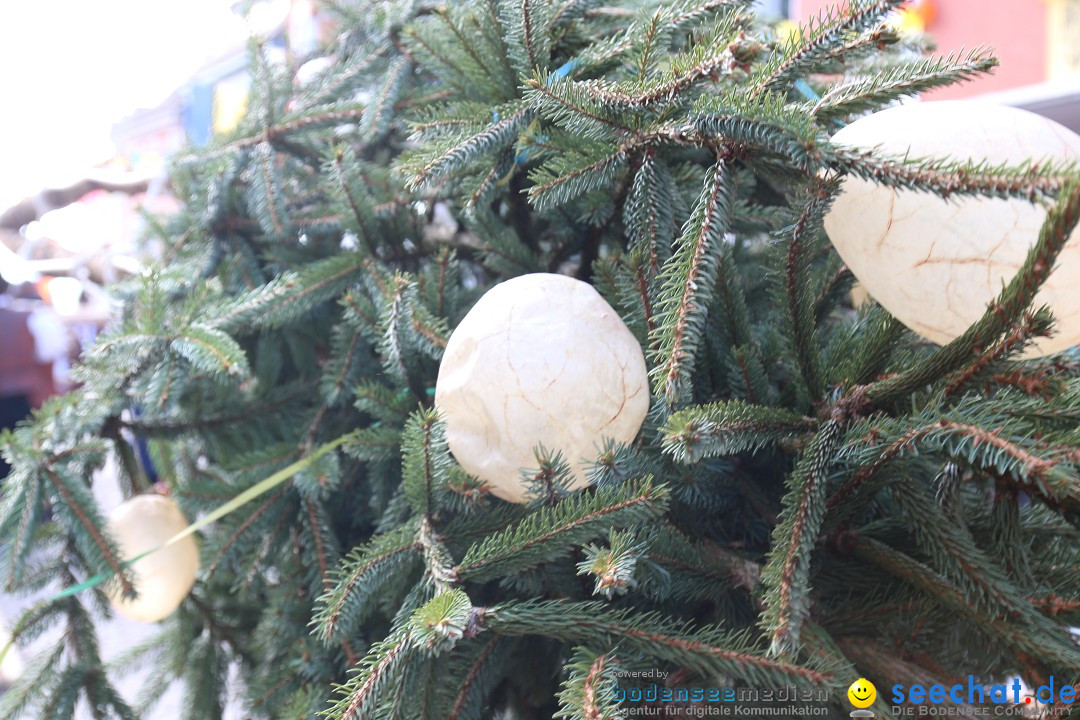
{"left": 624, "top": 149, "right": 674, "bottom": 279}
{"left": 633, "top": 259, "right": 657, "bottom": 337}
{"left": 342, "top": 426, "right": 403, "bottom": 463}
{"left": 251, "top": 141, "right": 288, "bottom": 237}
{"left": 580, "top": 0, "right": 748, "bottom": 69}
{"left": 751, "top": 0, "right": 902, "bottom": 96}
{"left": 169, "top": 325, "right": 251, "bottom": 381}
{"left": 314, "top": 324, "right": 367, "bottom": 426}
{"left": 446, "top": 637, "right": 502, "bottom": 720}
{"left": 295, "top": 46, "right": 387, "bottom": 111}
{"left": 812, "top": 264, "right": 852, "bottom": 321}
{"left": 305, "top": 498, "right": 334, "bottom": 593}
{"left": 761, "top": 418, "right": 841, "bottom": 658}
{"left": 313, "top": 522, "right": 422, "bottom": 642}
{"left": 828, "top": 407, "right": 1080, "bottom": 523}
{"left": 402, "top": 409, "right": 452, "bottom": 516}
{"left": 206, "top": 485, "right": 291, "bottom": 578}
{"left": 41, "top": 665, "right": 86, "bottom": 719}
{"left": 409, "top": 589, "right": 475, "bottom": 653}
{"left": 436, "top": 9, "right": 516, "bottom": 101}
{"left": 486, "top": 599, "right": 833, "bottom": 686}
{"left": 888, "top": 477, "right": 1033, "bottom": 620}
{"left": 850, "top": 535, "right": 1080, "bottom": 670}
{"left": 650, "top": 160, "right": 734, "bottom": 408}
{"left": 556, "top": 648, "right": 622, "bottom": 720}
{"left": 327, "top": 632, "right": 415, "bottom": 720}
{"left": 379, "top": 274, "right": 425, "bottom": 395}
{"left": 361, "top": 57, "right": 411, "bottom": 142}
{"left": 0, "top": 641, "right": 65, "bottom": 720}
{"left": 331, "top": 148, "right": 380, "bottom": 257}
{"left": 173, "top": 106, "right": 368, "bottom": 162}
{"left": 783, "top": 183, "right": 835, "bottom": 400}
{"left": 214, "top": 254, "right": 373, "bottom": 334}
{"left": 406, "top": 104, "right": 532, "bottom": 190}
{"left": 527, "top": 145, "right": 631, "bottom": 211}
{"left": 827, "top": 145, "right": 1078, "bottom": 203}
{"left": 942, "top": 309, "right": 1053, "bottom": 396}
{"left": 454, "top": 481, "right": 668, "bottom": 582}
{"left": 410, "top": 302, "right": 450, "bottom": 355}
{"left": 525, "top": 76, "right": 634, "bottom": 134}
{"left": 516, "top": 0, "right": 549, "bottom": 70}
{"left": 570, "top": 15, "right": 747, "bottom": 109}
{"left": 828, "top": 309, "right": 905, "bottom": 388}
{"left": 1030, "top": 594, "right": 1080, "bottom": 618}
{"left": 644, "top": 524, "right": 761, "bottom": 595}
{"left": 826, "top": 423, "right": 932, "bottom": 515}
{"left": 2, "top": 473, "right": 41, "bottom": 588}
{"left": 402, "top": 25, "right": 473, "bottom": 97}
{"left": 121, "top": 384, "right": 313, "bottom": 435}
{"left": 44, "top": 467, "right": 134, "bottom": 598}
{"left": 419, "top": 516, "right": 459, "bottom": 591}
{"left": 661, "top": 399, "right": 816, "bottom": 462}
{"left": 684, "top": 108, "right": 817, "bottom": 171}
{"left": 811, "top": 48, "right": 998, "bottom": 121}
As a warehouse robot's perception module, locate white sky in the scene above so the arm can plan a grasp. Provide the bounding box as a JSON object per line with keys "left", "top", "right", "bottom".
{"left": 0, "top": 1, "right": 251, "bottom": 209}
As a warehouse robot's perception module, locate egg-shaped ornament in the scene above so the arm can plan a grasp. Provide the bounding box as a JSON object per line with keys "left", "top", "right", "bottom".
{"left": 435, "top": 273, "right": 650, "bottom": 503}
{"left": 824, "top": 101, "right": 1080, "bottom": 357}
{"left": 104, "top": 494, "right": 199, "bottom": 623}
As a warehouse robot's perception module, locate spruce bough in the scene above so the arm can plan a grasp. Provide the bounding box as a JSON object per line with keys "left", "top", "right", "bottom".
{"left": 2, "top": 1, "right": 1079, "bottom": 718}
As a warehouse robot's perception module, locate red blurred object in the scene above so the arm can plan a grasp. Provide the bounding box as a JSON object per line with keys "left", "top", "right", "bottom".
{"left": 903, "top": 0, "right": 937, "bottom": 29}
{"left": 796, "top": 0, "right": 1049, "bottom": 101}
{"left": 0, "top": 308, "right": 56, "bottom": 407}
{"left": 34, "top": 276, "right": 55, "bottom": 305}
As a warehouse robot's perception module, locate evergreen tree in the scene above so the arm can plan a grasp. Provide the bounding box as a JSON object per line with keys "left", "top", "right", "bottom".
{"left": 2, "top": 0, "right": 1079, "bottom": 718}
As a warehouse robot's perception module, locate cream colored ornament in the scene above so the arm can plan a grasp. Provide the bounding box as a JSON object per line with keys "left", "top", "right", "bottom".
{"left": 824, "top": 101, "right": 1080, "bottom": 357}
{"left": 435, "top": 273, "right": 650, "bottom": 503}
{"left": 850, "top": 282, "right": 870, "bottom": 309}
{"left": 105, "top": 494, "right": 199, "bottom": 623}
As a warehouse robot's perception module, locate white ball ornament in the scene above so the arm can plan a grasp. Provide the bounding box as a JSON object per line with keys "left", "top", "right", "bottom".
{"left": 435, "top": 273, "right": 650, "bottom": 503}
{"left": 824, "top": 101, "right": 1080, "bottom": 357}
{"left": 105, "top": 494, "right": 199, "bottom": 623}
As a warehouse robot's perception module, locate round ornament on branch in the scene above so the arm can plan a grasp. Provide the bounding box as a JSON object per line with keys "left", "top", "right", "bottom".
{"left": 435, "top": 273, "right": 650, "bottom": 503}
{"left": 823, "top": 101, "right": 1080, "bottom": 357}
{"left": 104, "top": 494, "right": 199, "bottom": 623}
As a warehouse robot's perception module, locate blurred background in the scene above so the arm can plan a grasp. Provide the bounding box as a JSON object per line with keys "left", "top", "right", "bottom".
{"left": 0, "top": 1, "right": 336, "bottom": 481}
{"left": 0, "top": 0, "right": 1077, "bottom": 715}
{"left": 0, "top": 3, "right": 337, "bottom": 715}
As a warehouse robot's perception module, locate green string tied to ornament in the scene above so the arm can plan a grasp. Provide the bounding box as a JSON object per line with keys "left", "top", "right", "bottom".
{"left": 0, "top": 430, "right": 358, "bottom": 666}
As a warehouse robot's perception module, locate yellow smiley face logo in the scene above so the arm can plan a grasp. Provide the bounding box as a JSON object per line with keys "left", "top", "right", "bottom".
{"left": 848, "top": 678, "right": 877, "bottom": 709}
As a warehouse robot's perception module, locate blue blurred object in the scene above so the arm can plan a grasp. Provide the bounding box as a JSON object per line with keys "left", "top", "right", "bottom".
{"left": 129, "top": 406, "right": 159, "bottom": 484}
{"left": 0, "top": 394, "right": 30, "bottom": 479}
{"left": 183, "top": 83, "right": 215, "bottom": 146}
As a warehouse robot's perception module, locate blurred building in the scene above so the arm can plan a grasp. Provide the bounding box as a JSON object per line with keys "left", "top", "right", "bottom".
{"left": 112, "top": 0, "right": 334, "bottom": 159}
{"left": 794, "top": 0, "right": 1080, "bottom": 130}
{"left": 0, "top": 1, "right": 337, "bottom": 457}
